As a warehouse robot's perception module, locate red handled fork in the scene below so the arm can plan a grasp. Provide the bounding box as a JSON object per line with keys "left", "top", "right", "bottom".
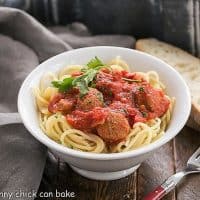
{"left": 143, "top": 146, "right": 200, "bottom": 200}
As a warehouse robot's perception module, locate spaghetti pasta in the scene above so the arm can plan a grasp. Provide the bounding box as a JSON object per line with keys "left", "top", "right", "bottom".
{"left": 34, "top": 57, "right": 174, "bottom": 153}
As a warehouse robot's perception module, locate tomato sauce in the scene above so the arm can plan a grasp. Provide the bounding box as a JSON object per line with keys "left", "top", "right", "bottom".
{"left": 48, "top": 89, "right": 78, "bottom": 113}
{"left": 67, "top": 107, "right": 108, "bottom": 130}
{"left": 95, "top": 70, "right": 170, "bottom": 123}
{"left": 48, "top": 69, "right": 170, "bottom": 133}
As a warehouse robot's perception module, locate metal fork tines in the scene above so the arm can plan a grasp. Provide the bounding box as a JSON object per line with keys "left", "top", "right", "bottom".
{"left": 187, "top": 146, "right": 200, "bottom": 170}
{"left": 143, "top": 146, "right": 200, "bottom": 200}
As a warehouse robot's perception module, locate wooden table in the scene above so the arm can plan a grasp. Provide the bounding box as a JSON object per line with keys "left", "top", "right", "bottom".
{"left": 36, "top": 126, "right": 200, "bottom": 200}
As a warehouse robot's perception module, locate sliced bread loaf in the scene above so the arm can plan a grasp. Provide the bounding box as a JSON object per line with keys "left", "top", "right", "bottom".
{"left": 136, "top": 38, "right": 200, "bottom": 131}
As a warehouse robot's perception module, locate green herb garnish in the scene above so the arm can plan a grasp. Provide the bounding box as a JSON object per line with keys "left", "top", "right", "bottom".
{"left": 52, "top": 57, "right": 105, "bottom": 96}
{"left": 72, "top": 68, "right": 98, "bottom": 97}
{"left": 90, "top": 83, "right": 96, "bottom": 88}
{"left": 108, "top": 90, "right": 113, "bottom": 97}
{"left": 138, "top": 86, "right": 144, "bottom": 92}
{"left": 96, "top": 92, "right": 104, "bottom": 103}
{"left": 141, "top": 111, "right": 147, "bottom": 117}
{"left": 122, "top": 78, "right": 141, "bottom": 83}
{"left": 52, "top": 77, "right": 74, "bottom": 92}
{"left": 68, "top": 144, "right": 74, "bottom": 149}
{"left": 87, "top": 56, "right": 104, "bottom": 69}
{"left": 121, "top": 108, "right": 128, "bottom": 115}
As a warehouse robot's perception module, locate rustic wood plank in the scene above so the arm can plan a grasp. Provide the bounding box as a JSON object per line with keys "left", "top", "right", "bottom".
{"left": 174, "top": 127, "right": 200, "bottom": 200}
{"left": 56, "top": 162, "right": 137, "bottom": 200}
{"left": 37, "top": 127, "right": 200, "bottom": 200}
{"left": 35, "top": 152, "right": 60, "bottom": 200}
{"left": 137, "top": 141, "right": 176, "bottom": 200}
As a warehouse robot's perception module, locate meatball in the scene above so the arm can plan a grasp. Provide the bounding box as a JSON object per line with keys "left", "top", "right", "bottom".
{"left": 133, "top": 83, "right": 170, "bottom": 118}
{"left": 76, "top": 88, "right": 104, "bottom": 111}
{"left": 96, "top": 111, "right": 130, "bottom": 143}
{"left": 56, "top": 99, "right": 74, "bottom": 113}
{"left": 48, "top": 93, "right": 77, "bottom": 114}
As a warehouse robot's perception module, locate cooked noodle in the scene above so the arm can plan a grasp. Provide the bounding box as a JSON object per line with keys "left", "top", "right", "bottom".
{"left": 34, "top": 57, "right": 174, "bottom": 153}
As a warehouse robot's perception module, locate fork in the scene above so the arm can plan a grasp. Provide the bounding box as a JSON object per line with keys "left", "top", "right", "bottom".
{"left": 143, "top": 146, "right": 200, "bottom": 200}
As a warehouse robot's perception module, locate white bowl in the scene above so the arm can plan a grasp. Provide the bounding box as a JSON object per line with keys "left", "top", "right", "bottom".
{"left": 18, "top": 47, "right": 191, "bottom": 180}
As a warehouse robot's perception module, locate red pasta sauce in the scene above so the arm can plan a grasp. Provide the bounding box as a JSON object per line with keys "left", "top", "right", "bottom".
{"left": 48, "top": 69, "right": 170, "bottom": 143}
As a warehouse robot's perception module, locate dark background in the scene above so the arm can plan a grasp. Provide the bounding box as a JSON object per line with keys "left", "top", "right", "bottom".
{"left": 1, "top": 0, "right": 199, "bottom": 56}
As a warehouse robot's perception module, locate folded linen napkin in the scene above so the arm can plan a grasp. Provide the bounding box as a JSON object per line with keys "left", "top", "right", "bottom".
{"left": 0, "top": 7, "right": 135, "bottom": 200}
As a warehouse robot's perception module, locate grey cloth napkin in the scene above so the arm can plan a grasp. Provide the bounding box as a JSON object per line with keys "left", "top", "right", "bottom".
{"left": 49, "top": 24, "right": 135, "bottom": 48}
{"left": 0, "top": 7, "right": 135, "bottom": 200}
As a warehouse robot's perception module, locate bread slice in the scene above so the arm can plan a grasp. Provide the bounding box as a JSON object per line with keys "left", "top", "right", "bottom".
{"left": 136, "top": 38, "right": 200, "bottom": 131}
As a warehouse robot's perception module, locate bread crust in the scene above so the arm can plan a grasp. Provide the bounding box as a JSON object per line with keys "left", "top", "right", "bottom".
{"left": 136, "top": 38, "right": 200, "bottom": 131}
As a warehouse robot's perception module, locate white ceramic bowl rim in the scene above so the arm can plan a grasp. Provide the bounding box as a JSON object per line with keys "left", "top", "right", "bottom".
{"left": 18, "top": 46, "right": 191, "bottom": 160}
